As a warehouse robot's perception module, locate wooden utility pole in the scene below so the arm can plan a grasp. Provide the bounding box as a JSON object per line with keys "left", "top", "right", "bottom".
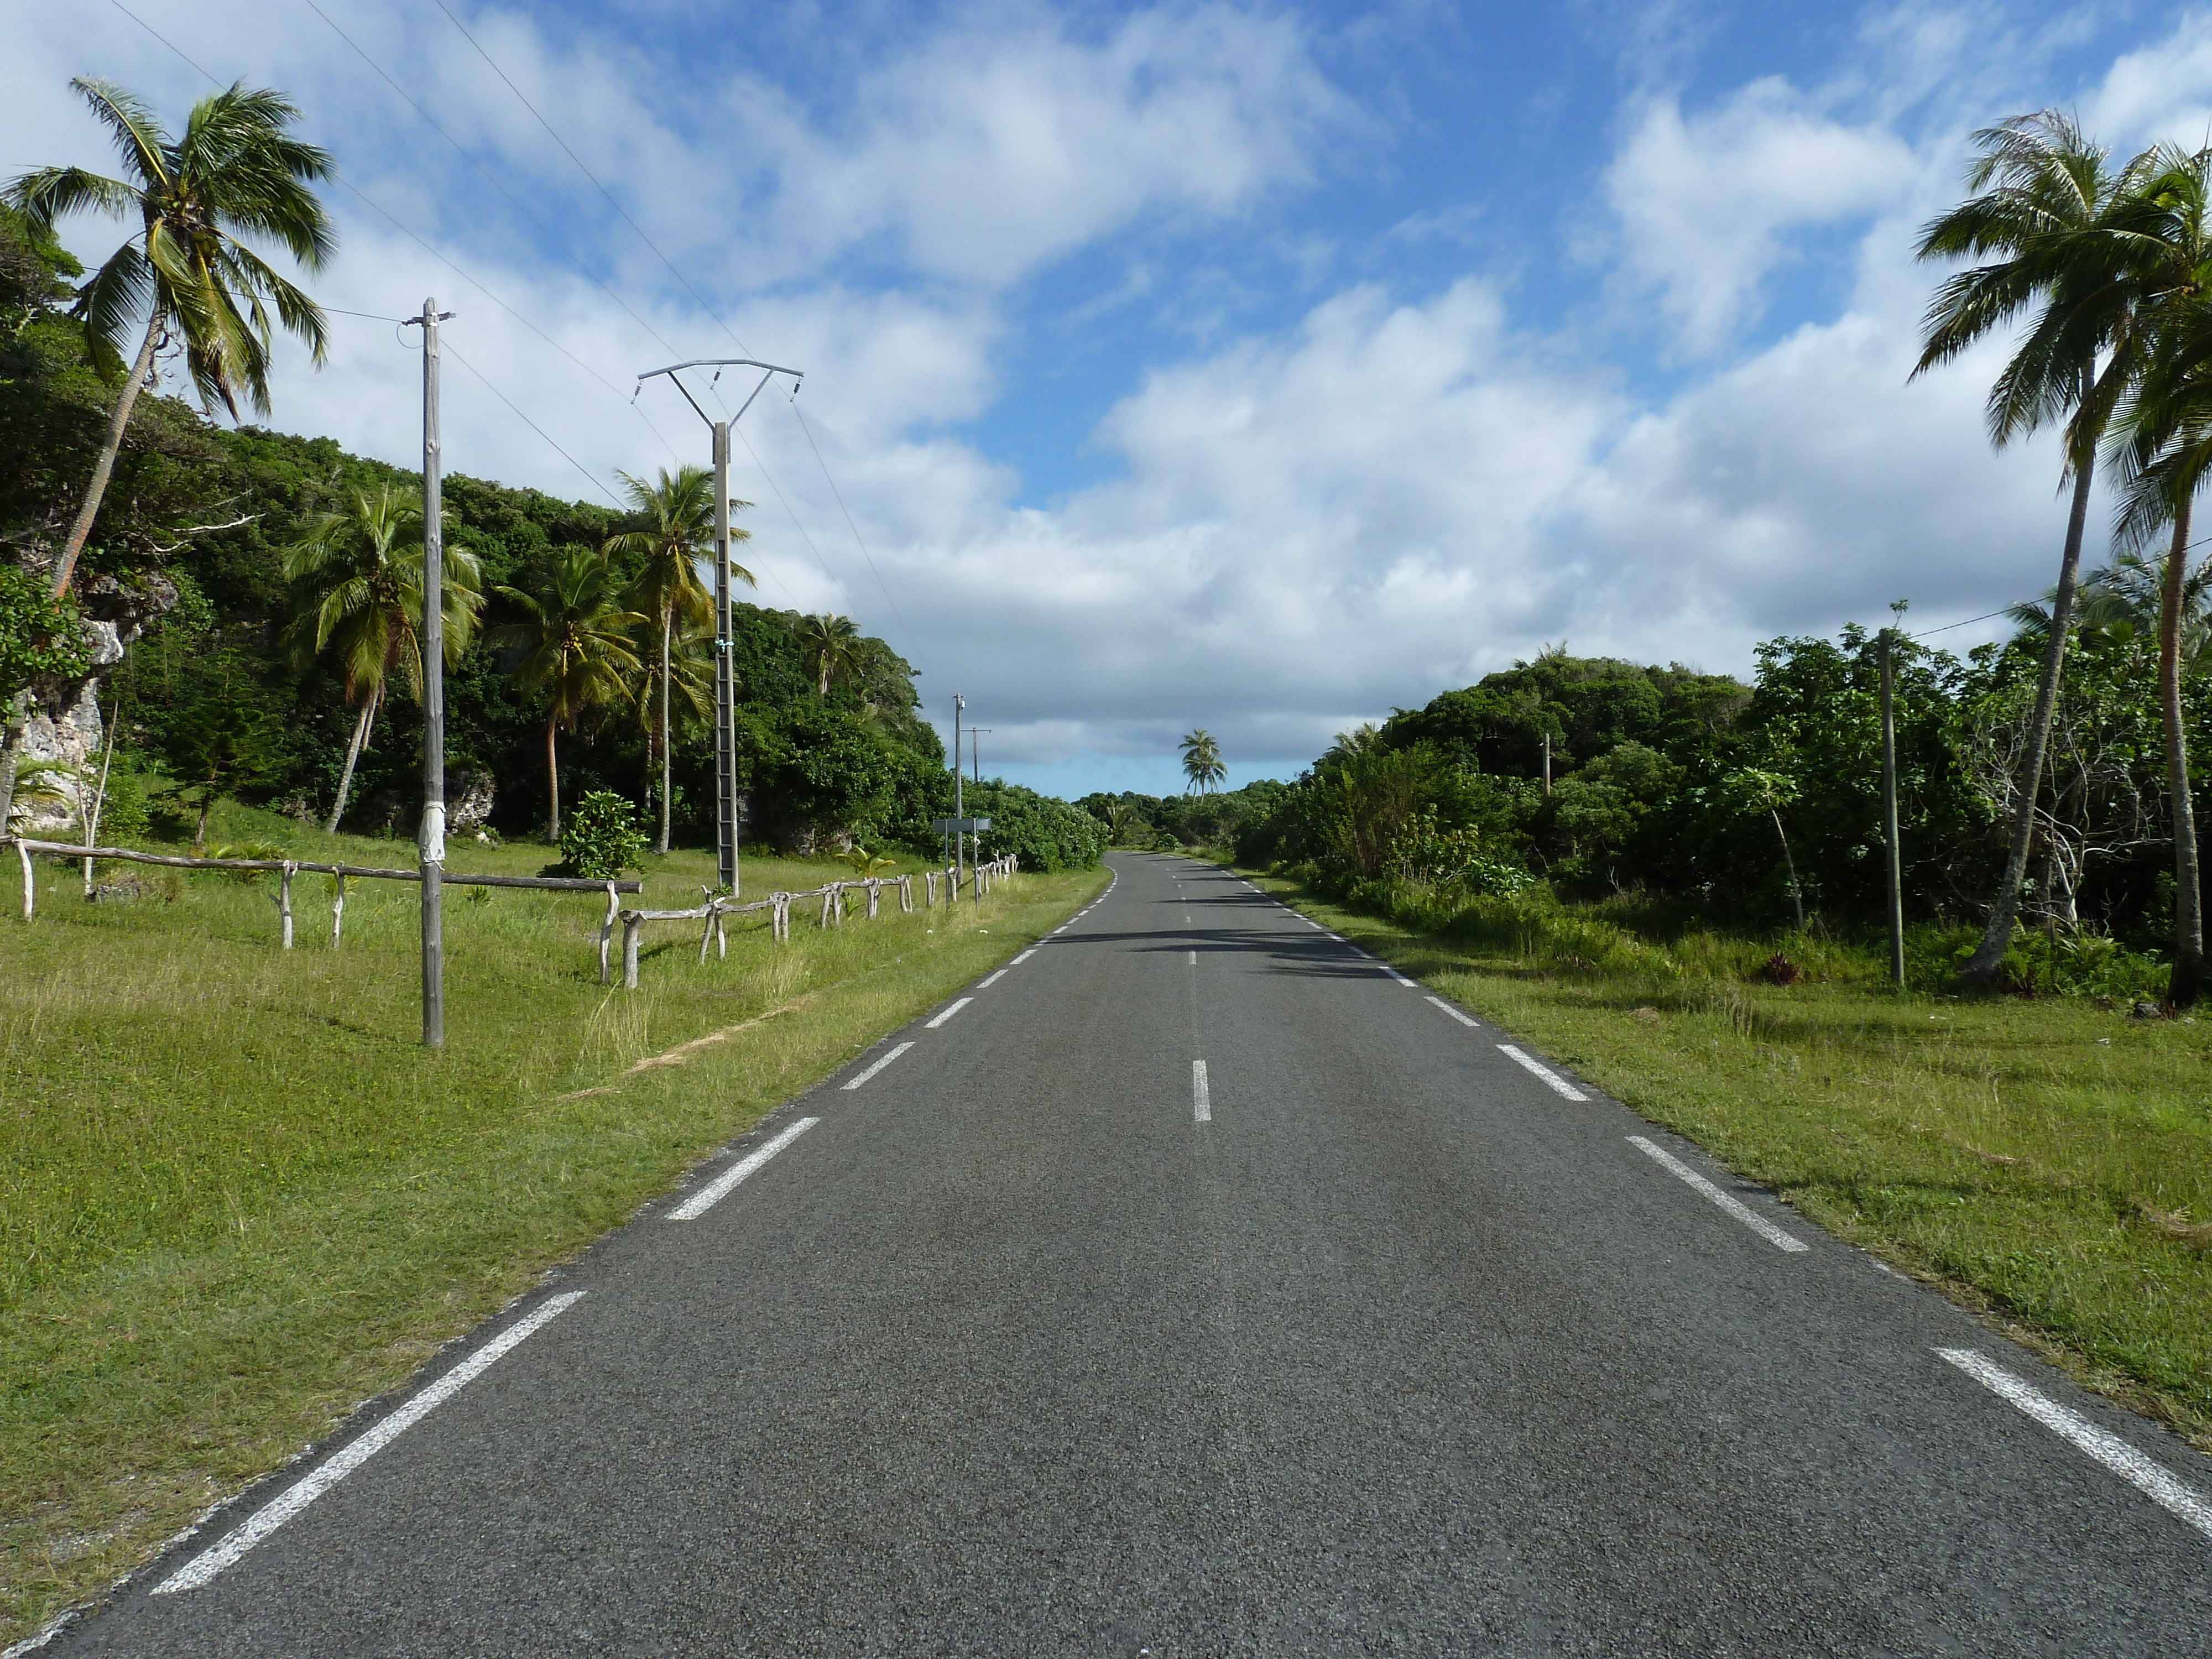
{"left": 1880, "top": 627, "right": 1906, "bottom": 989}
{"left": 1542, "top": 730, "right": 1552, "bottom": 796}
{"left": 413, "top": 297, "right": 453, "bottom": 1048}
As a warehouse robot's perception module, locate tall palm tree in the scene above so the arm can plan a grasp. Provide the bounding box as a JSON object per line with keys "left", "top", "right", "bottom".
{"left": 1913, "top": 111, "right": 2150, "bottom": 989}
{"left": 282, "top": 486, "right": 481, "bottom": 833}
{"left": 494, "top": 547, "right": 642, "bottom": 842}
{"left": 792, "top": 612, "right": 861, "bottom": 697}
{"left": 1180, "top": 729, "right": 1226, "bottom": 794}
{"left": 602, "top": 466, "right": 751, "bottom": 854}
{"left": 6, "top": 78, "right": 333, "bottom": 598}
{"left": 2104, "top": 145, "right": 2212, "bottom": 1006}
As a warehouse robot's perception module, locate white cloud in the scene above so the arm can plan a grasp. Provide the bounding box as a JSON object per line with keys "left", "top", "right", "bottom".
{"left": 1603, "top": 78, "right": 1918, "bottom": 357}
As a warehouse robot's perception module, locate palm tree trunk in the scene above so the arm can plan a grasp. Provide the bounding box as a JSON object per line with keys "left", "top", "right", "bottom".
{"left": 52, "top": 313, "right": 161, "bottom": 598}
{"left": 657, "top": 607, "right": 672, "bottom": 857}
{"left": 546, "top": 716, "right": 562, "bottom": 844}
{"left": 1772, "top": 808, "right": 1806, "bottom": 931}
{"left": 324, "top": 688, "right": 378, "bottom": 834}
{"left": 2160, "top": 498, "right": 2205, "bottom": 1009}
{"left": 1961, "top": 450, "right": 2100, "bottom": 988}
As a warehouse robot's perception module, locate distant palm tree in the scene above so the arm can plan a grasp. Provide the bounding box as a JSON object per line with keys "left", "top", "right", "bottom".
{"left": 6, "top": 77, "right": 334, "bottom": 597}
{"left": 494, "top": 548, "right": 643, "bottom": 842}
{"left": 281, "top": 486, "right": 481, "bottom": 833}
{"left": 602, "top": 466, "right": 751, "bottom": 854}
{"left": 793, "top": 612, "right": 861, "bottom": 697}
{"left": 1913, "top": 111, "right": 2149, "bottom": 988}
{"left": 2010, "top": 550, "right": 2212, "bottom": 666}
{"left": 1180, "top": 729, "right": 1226, "bottom": 794}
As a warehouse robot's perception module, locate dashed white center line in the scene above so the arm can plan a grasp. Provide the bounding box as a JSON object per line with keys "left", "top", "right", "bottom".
{"left": 841, "top": 1041, "right": 914, "bottom": 1091}
{"left": 1192, "top": 1059, "right": 1212, "bottom": 1123}
{"left": 1938, "top": 1348, "right": 2212, "bottom": 1537}
{"left": 153, "top": 1291, "right": 588, "bottom": 1593}
{"left": 925, "top": 998, "right": 973, "bottom": 1029}
{"left": 1188, "top": 950, "right": 1197, "bottom": 964}
{"left": 1013, "top": 949, "right": 1036, "bottom": 964}
{"left": 1425, "top": 995, "right": 1479, "bottom": 1027}
{"left": 1498, "top": 1044, "right": 1590, "bottom": 1101}
{"left": 1627, "top": 1135, "right": 1807, "bottom": 1251}
{"left": 669, "top": 1117, "right": 821, "bottom": 1218}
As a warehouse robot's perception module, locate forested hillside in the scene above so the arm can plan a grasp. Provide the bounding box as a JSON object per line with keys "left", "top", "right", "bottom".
{"left": 0, "top": 205, "right": 1100, "bottom": 872}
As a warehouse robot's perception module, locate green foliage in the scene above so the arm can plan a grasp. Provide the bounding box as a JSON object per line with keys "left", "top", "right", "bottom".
{"left": 558, "top": 790, "right": 647, "bottom": 880}
{"left": 0, "top": 565, "right": 90, "bottom": 701}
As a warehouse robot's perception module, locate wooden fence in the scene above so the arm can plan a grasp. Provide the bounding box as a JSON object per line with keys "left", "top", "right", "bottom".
{"left": 4, "top": 836, "right": 1019, "bottom": 990}
{"left": 611, "top": 854, "right": 1018, "bottom": 987}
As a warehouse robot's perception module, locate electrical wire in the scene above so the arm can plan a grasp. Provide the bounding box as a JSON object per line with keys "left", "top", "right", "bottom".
{"left": 107, "top": 0, "right": 216, "bottom": 82}
{"left": 443, "top": 342, "right": 622, "bottom": 506}
{"left": 429, "top": 0, "right": 753, "bottom": 361}
{"left": 790, "top": 399, "right": 915, "bottom": 647}
{"left": 298, "top": 0, "right": 686, "bottom": 363}
{"left": 1905, "top": 606, "right": 2017, "bottom": 640}
{"left": 425, "top": 3, "right": 917, "bottom": 653}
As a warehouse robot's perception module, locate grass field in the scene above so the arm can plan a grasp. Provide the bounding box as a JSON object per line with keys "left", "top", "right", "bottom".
{"left": 1238, "top": 863, "right": 2212, "bottom": 1458}
{"left": 1, "top": 800, "right": 1107, "bottom": 1645}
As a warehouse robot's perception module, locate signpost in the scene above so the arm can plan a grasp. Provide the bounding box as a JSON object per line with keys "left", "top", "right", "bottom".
{"left": 930, "top": 818, "right": 992, "bottom": 835}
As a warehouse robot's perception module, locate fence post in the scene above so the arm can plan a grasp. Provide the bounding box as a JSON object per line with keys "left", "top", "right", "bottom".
{"left": 279, "top": 863, "right": 296, "bottom": 948}
{"left": 17, "top": 839, "right": 32, "bottom": 921}
{"left": 598, "top": 882, "right": 618, "bottom": 985}
{"left": 622, "top": 912, "right": 642, "bottom": 989}
{"left": 900, "top": 874, "right": 914, "bottom": 913}
{"left": 925, "top": 871, "right": 936, "bottom": 907}
{"left": 774, "top": 892, "right": 789, "bottom": 941}
{"left": 699, "top": 900, "right": 718, "bottom": 964}
{"left": 716, "top": 904, "right": 728, "bottom": 959}
{"left": 332, "top": 868, "right": 348, "bottom": 948}
{"left": 867, "top": 879, "right": 880, "bottom": 919}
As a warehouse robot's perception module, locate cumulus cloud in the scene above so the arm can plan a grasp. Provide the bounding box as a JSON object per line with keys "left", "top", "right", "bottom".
{"left": 1603, "top": 78, "right": 1918, "bottom": 357}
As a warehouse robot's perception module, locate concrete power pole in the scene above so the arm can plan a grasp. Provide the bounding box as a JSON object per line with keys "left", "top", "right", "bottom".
{"left": 952, "top": 694, "right": 965, "bottom": 886}
{"left": 411, "top": 297, "right": 455, "bottom": 1049}
{"left": 633, "top": 358, "right": 802, "bottom": 894}
{"left": 712, "top": 419, "right": 738, "bottom": 893}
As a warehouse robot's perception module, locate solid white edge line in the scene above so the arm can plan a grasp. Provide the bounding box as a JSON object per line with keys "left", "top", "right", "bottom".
{"left": 1498, "top": 1044, "right": 1591, "bottom": 1103}
{"left": 1937, "top": 1348, "right": 2212, "bottom": 1537}
{"left": 667, "top": 1116, "right": 821, "bottom": 1219}
{"left": 154, "top": 1291, "right": 588, "bottom": 1593}
{"left": 1192, "top": 1058, "right": 1211, "bottom": 1123}
{"left": 925, "top": 997, "right": 973, "bottom": 1029}
{"left": 839, "top": 1040, "right": 915, "bottom": 1092}
{"left": 1626, "top": 1135, "right": 1808, "bottom": 1251}
{"left": 977, "top": 968, "right": 1007, "bottom": 988}
{"left": 1383, "top": 967, "right": 1416, "bottom": 987}
{"left": 1013, "top": 949, "right": 1036, "bottom": 964}
{"left": 1425, "top": 995, "right": 1479, "bottom": 1027}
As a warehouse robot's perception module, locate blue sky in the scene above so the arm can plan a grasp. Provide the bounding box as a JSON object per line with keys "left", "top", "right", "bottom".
{"left": 12, "top": 1, "right": 2212, "bottom": 798}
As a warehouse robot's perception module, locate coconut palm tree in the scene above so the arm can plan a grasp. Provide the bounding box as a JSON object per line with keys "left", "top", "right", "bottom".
{"left": 281, "top": 486, "right": 481, "bottom": 833}
{"left": 1913, "top": 111, "right": 2151, "bottom": 989}
{"left": 1180, "top": 729, "right": 1226, "bottom": 794}
{"left": 792, "top": 612, "right": 861, "bottom": 697}
{"left": 494, "top": 547, "right": 643, "bottom": 842}
{"left": 602, "top": 466, "right": 751, "bottom": 854}
{"left": 2101, "top": 145, "right": 2212, "bottom": 1006}
{"left": 6, "top": 78, "right": 333, "bottom": 598}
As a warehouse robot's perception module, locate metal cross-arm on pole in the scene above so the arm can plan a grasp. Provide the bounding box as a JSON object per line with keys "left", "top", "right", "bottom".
{"left": 634, "top": 358, "right": 804, "bottom": 893}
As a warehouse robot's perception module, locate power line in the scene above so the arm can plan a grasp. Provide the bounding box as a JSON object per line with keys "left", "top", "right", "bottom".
{"left": 790, "top": 398, "right": 916, "bottom": 647}
{"left": 428, "top": 0, "right": 753, "bottom": 361}
{"left": 444, "top": 342, "right": 620, "bottom": 506}
{"left": 1906, "top": 606, "right": 2016, "bottom": 640}
{"left": 298, "top": 0, "right": 686, "bottom": 363}
{"left": 107, "top": 0, "right": 216, "bottom": 82}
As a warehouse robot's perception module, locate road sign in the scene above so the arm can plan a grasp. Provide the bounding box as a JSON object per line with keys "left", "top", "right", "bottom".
{"left": 931, "top": 817, "right": 992, "bottom": 833}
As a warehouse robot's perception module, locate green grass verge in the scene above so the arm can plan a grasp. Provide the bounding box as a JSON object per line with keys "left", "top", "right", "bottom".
{"left": 1237, "top": 863, "right": 2212, "bottom": 1457}
{"left": 1, "top": 800, "right": 1106, "bottom": 1644}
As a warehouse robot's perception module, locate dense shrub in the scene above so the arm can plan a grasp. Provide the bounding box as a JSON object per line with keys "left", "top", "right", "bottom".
{"left": 559, "top": 791, "right": 648, "bottom": 881}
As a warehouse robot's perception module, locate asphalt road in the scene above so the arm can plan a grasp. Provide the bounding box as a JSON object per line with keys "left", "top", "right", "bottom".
{"left": 46, "top": 852, "right": 2212, "bottom": 1656}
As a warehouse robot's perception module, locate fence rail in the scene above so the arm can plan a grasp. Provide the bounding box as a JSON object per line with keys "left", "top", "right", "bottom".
{"left": 611, "top": 855, "right": 1018, "bottom": 987}
{"left": 6, "top": 836, "right": 1020, "bottom": 989}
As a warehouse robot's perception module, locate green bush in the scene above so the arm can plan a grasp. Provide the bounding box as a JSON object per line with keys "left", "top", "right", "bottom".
{"left": 559, "top": 791, "right": 647, "bottom": 881}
